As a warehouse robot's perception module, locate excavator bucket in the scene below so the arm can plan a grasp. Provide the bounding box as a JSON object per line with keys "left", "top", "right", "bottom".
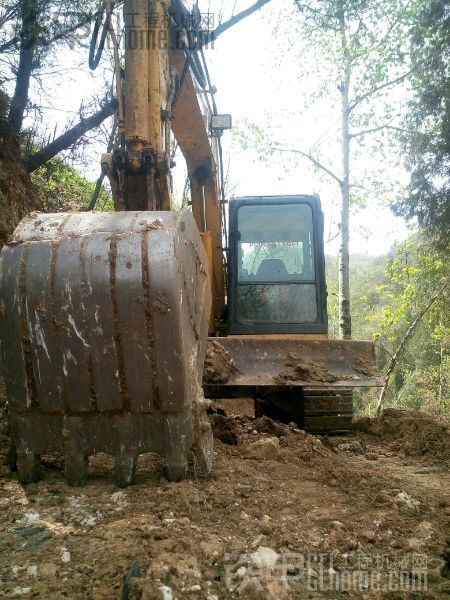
{"left": 0, "top": 210, "right": 213, "bottom": 486}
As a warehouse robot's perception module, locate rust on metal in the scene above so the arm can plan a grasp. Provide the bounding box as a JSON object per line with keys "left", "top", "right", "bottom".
{"left": 204, "top": 336, "right": 382, "bottom": 395}
{"left": 303, "top": 388, "right": 354, "bottom": 433}
{"left": 0, "top": 210, "right": 213, "bottom": 487}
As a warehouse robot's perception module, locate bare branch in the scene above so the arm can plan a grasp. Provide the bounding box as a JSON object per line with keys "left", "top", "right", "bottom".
{"left": 202, "top": 0, "right": 273, "bottom": 45}
{"left": 43, "top": 15, "right": 95, "bottom": 47}
{"left": 350, "top": 118, "right": 402, "bottom": 139}
{"left": 349, "top": 71, "right": 412, "bottom": 113}
{"left": 271, "top": 146, "right": 343, "bottom": 186}
{"left": 25, "top": 98, "right": 118, "bottom": 172}
{"left": 0, "top": 2, "right": 125, "bottom": 54}
{"left": 0, "top": 36, "right": 20, "bottom": 54}
{"left": 325, "top": 231, "right": 340, "bottom": 243}
{"left": 0, "top": 13, "right": 95, "bottom": 54}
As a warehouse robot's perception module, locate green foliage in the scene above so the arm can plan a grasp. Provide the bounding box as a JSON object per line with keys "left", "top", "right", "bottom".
{"left": 31, "top": 157, "right": 112, "bottom": 212}
{"left": 326, "top": 252, "right": 388, "bottom": 340}
{"left": 393, "top": 0, "right": 450, "bottom": 248}
{"left": 330, "top": 235, "right": 449, "bottom": 417}
{"left": 232, "top": 120, "right": 267, "bottom": 153}
{"left": 377, "top": 239, "right": 448, "bottom": 339}
{"left": 0, "top": 1, "right": 99, "bottom": 52}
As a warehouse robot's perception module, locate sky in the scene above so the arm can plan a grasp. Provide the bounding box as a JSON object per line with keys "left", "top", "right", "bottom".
{"left": 22, "top": 0, "right": 411, "bottom": 256}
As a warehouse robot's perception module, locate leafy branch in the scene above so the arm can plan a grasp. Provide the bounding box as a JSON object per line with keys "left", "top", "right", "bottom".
{"left": 350, "top": 117, "right": 403, "bottom": 139}
{"left": 376, "top": 281, "right": 448, "bottom": 415}
{"left": 270, "top": 146, "right": 344, "bottom": 186}
{"left": 25, "top": 97, "right": 118, "bottom": 172}
{"left": 202, "top": 0, "right": 273, "bottom": 45}
{"left": 349, "top": 71, "right": 412, "bottom": 113}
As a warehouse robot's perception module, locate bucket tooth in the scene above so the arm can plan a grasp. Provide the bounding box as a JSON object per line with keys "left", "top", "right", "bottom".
{"left": 193, "top": 423, "right": 213, "bottom": 477}
{"left": 164, "top": 413, "right": 189, "bottom": 482}
{"left": 65, "top": 453, "right": 89, "bottom": 487}
{"left": 115, "top": 452, "right": 138, "bottom": 488}
{"left": 166, "top": 462, "right": 188, "bottom": 482}
{"left": 165, "top": 444, "right": 188, "bottom": 481}
{"left": 16, "top": 451, "right": 40, "bottom": 484}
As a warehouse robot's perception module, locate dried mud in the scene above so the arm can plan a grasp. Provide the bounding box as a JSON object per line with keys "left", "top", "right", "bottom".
{"left": 204, "top": 340, "right": 238, "bottom": 384}
{"left": 354, "top": 408, "right": 450, "bottom": 464}
{"left": 0, "top": 405, "right": 449, "bottom": 598}
{"left": 275, "top": 354, "right": 341, "bottom": 384}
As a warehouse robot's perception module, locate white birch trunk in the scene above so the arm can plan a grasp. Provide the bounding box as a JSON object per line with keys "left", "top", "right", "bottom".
{"left": 338, "top": 2, "right": 352, "bottom": 340}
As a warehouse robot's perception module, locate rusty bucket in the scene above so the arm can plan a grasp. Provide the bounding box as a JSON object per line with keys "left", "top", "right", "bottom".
{"left": 0, "top": 210, "right": 212, "bottom": 486}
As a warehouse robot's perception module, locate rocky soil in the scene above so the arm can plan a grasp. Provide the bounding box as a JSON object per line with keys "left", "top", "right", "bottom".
{"left": 0, "top": 405, "right": 449, "bottom": 599}
{"left": 0, "top": 94, "right": 42, "bottom": 248}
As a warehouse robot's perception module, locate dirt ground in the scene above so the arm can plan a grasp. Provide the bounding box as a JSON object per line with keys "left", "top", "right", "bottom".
{"left": 0, "top": 403, "right": 449, "bottom": 599}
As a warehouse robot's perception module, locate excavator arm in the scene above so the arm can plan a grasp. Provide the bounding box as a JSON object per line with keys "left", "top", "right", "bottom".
{"left": 170, "top": 48, "right": 226, "bottom": 332}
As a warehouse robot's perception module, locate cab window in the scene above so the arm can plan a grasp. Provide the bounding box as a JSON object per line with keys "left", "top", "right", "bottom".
{"left": 236, "top": 203, "right": 317, "bottom": 324}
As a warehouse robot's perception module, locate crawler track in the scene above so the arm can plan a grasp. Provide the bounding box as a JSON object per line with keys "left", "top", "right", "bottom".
{"left": 302, "top": 387, "right": 353, "bottom": 433}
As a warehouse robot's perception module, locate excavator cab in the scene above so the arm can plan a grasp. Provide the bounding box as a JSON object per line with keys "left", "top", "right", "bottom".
{"left": 228, "top": 195, "right": 327, "bottom": 335}
{"left": 203, "top": 195, "right": 381, "bottom": 432}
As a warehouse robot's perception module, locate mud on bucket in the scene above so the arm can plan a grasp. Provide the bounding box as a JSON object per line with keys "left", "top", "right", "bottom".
{"left": 0, "top": 210, "right": 213, "bottom": 486}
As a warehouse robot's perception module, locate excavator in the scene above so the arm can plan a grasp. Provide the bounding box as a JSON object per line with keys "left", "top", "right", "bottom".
{"left": 0, "top": 0, "right": 380, "bottom": 487}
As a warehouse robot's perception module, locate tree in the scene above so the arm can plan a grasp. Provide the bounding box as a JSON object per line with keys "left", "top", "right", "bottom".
{"left": 358, "top": 237, "right": 450, "bottom": 416}
{"left": 393, "top": 0, "right": 450, "bottom": 249}
{"left": 0, "top": 0, "right": 274, "bottom": 173}
{"left": 1, "top": 0, "right": 105, "bottom": 134}
{"left": 0, "top": 0, "right": 275, "bottom": 242}
{"left": 0, "top": 0, "right": 117, "bottom": 239}
{"left": 31, "top": 154, "right": 113, "bottom": 212}
{"left": 260, "top": 0, "right": 412, "bottom": 339}
{"left": 376, "top": 282, "right": 447, "bottom": 415}
{"left": 326, "top": 238, "right": 449, "bottom": 417}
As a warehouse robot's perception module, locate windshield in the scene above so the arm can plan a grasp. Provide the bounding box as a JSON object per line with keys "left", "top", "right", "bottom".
{"left": 237, "top": 203, "right": 315, "bottom": 282}
{"left": 236, "top": 203, "right": 317, "bottom": 324}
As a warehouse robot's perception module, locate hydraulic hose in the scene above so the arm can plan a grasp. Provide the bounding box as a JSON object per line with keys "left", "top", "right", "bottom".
{"left": 89, "top": 9, "right": 109, "bottom": 70}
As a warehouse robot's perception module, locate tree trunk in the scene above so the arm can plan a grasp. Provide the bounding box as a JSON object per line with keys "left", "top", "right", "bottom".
{"left": 438, "top": 320, "right": 444, "bottom": 415}
{"left": 338, "top": 2, "right": 352, "bottom": 340}
{"left": 8, "top": 0, "right": 38, "bottom": 134}
{"left": 25, "top": 99, "right": 118, "bottom": 172}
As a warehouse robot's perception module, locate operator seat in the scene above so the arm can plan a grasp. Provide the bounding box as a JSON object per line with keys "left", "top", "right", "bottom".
{"left": 256, "top": 258, "right": 289, "bottom": 280}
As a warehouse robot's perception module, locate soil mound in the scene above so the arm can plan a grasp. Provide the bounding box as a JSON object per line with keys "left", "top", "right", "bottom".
{"left": 204, "top": 340, "right": 238, "bottom": 384}
{"left": 209, "top": 414, "right": 239, "bottom": 445}
{"left": 275, "top": 354, "right": 340, "bottom": 384}
{"left": 0, "top": 94, "right": 41, "bottom": 247}
{"left": 253, "top": 415, "right": 285, "bottom": 437}
{"left": 354, "top": 408, "right": 450, "bottom": 462}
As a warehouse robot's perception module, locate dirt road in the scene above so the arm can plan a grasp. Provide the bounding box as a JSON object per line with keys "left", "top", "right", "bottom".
{"left": 0, "top": 408, "right": 449, "bottom": 599}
